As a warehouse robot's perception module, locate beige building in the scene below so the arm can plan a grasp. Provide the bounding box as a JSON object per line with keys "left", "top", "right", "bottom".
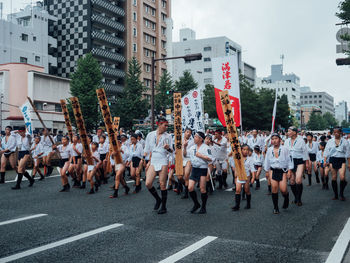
{"left": 124, "top": 0, "right": 171, "bottom": 99}
{"left": 301, "top": 104, "right": 321, "bottom": 124}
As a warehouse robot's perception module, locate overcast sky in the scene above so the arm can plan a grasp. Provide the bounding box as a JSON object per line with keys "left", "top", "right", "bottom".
{"left": 1, "top": 0, "right": 348, "bottom": 105}
{"left": 172, "top": 0, "right": 350, "bottom": 105}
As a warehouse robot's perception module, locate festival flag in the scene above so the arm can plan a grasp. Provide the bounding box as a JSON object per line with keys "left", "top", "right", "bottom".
{"left": 271, "top": 87, "right": 278, "bottom": 133}
{"left": 212, "top": 55, "right": 241, "bottom": 127}
{"left": 20, "top": 102, "right": 33, "bottom": 135}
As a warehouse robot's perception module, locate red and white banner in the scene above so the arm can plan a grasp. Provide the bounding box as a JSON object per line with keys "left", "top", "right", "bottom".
{"left": 182, "top": 89, "right": 204, "bottom": 133}
{"left": 212, "top": 55, "right": 241, "bottom": 127}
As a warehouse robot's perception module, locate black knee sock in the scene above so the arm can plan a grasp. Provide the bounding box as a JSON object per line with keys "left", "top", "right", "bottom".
{"left": 282, "top": 192, "right": 289, "bottom": 208}
{"left": 256, "top": 179, "right": 260, "bottom": 188}
{"left": 332, "top": 180, "right": 338, "bottom": 198}
{"left": 340, "top": 180, "right": 347, "bottom": 198}
{"left": 189, "top": 190, "right": 200, "bottom": 206}
{"left": 325, "top": 176, "right": 329, "bottom": 185}
{"left": 290, "top": 184, "right": 297, "bottom": 200}
{"left": 242, "top": 187, "right": 246, "bottom": 198}
{"left": 0, "top": 172, "right": 5, "bottom": 183}
{"left": 268, "top": 185, "right": 271, "bottom": 193}
{"left": 23, "top": 171, "right": 31, "bottom": 180}
{"left": 222, "top": 172, "right": 227, "bottom": 186}
{"left": 234, "top": 194, "right": 241, "bottom": 208}
{"left": 161, "top": 190, "right": 167, "bottom": 209}
{"left": 201, "top": 192, "right": 208, "bottom": 209}
{"left": 308, "top": 173, "right": 312, "bottom": 185}
{"left": 296, "top": 183, "right": 303, "bottom": 202}
{"left": 272, "top": 193, "right": 278, "bottom": 209}
{"left": 315, "top": 170, "right": 319, "bottom": 182}
{"left": 246, "top": 194, "right": 251, "bottom": 208}
{"left": 217, "top": 175, "right": 223, "bottom": 188}
{"left": 16, "top": 173, "right": 23, "bottom": 186}
{"left": 148, "top": 186, "right": 161, "bottom": 202}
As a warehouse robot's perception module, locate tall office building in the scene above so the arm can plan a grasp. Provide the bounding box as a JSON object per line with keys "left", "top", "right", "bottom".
{"left": 124, "top": 0, "right": 171, "bottom": 98}
{"left": 335, "top": 100, "right": 348, "bottom": 125}
{"left": 300, "top": 91, "right": 335, "bottom": 115}
{"left": 46, "top": 0, "right": 126, "bottom": 95}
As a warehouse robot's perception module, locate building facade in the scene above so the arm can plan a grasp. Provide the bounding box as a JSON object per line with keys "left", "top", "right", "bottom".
{"left": 124, "top": 0, "right": 171, "bottom": 98}
{"left": 300, "top": 104, "right": 321, "bottom": 125}
{"left": 0, "top": 3, "right": 57, "bottom": 74}
{"left": 0, "top": 63, "right": 70, "bottom": 132}
{"left": 46, "top": 0, "right": 126, "bottom": 95}
{"left": 171, "top": 28, "right": 245, "bottom": 89}
{"left": 335, "top": 100, "right": 348, "bottom": 125}
{"left": 300, "top": 91, "right": 334, "bottom": 115}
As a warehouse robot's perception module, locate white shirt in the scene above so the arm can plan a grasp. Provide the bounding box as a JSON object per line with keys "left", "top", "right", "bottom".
{"left": 285, "top": 136, "right": 309, "bottom": 160}
{"left": 16, "top": 134, "right": 32, "bottom": 151}
{"left": 264, "top": 145, "right": 293, "bottom": 171}
{"left": 324, "top": 138, "right": 350, "bottom": 159}
{"left": 144, "top": 130, "right": 173, "bottom": 162}
{"left": 41, "top": 135, "right": 53, "bottom": 148}
{"left": 214, "top": 137, "right": 228, "bottom": 161}
{"left": 189, "top": 143, "right": 212, "bottom": 169}
{"left": 244, "top": 156, "right": 256, "bottom": 177}
{"left": 252, "top": 152, "right": 264, "bottom": 166}
{"left": 98, "top": 141, "right": 109, "bottom": 155}
{"left": 31, "top": 143, "right": 44, "bottom": 158}
{"left": 128, "top": 143, "right": 144, "bottom": 161}
{"left": 183, "top": 136, "right": 194, "bottom": 159}
{"left": 57, "top": 144, "right": 72, "bottom": 159}
{"left": 316, "top": 150, "right": 328, "bottom": 164}
{"left": 306, "top": 141, "right": 319, "bottom": 154}
{"left": 248, "top": 136, "right": 263, "bottom": 151}
{"left": 70, "top": 143, "right": 83, "bottom": 157}
{"left": 121, "top": 143, "right": 130, "bottom": 163}
{"left": 1, "top": 134, "right": 17, "bottom": 152}
{"left": 91, "top": 150, "right": 100, "bottom": 166}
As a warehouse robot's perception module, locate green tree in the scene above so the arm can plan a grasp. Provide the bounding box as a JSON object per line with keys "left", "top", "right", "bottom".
{"left": 112, "top": 57, "right": 149, "bottom": 129}
{"left": 323, "top": 112, "right": 338, "bottom": 128}
{"left": 203, "top": 84, "right": 217, "bottom": 118}
{"left": 341, "top": 119, "right": 350, "bottom": 127}
{"left": 276, "top": 94, "right": 292, "bottom": 129}
{"left": 174, "top": 70, "right": 198, "bottom": 93}
{"left": 69, "top": 53, "right": 102, "bottom": 132}
{"left": 256, "top": 88, "right": 275, "bottom": 130}
{"left": 336, "top": 0, "right": 350, "bottom": 24}
{"left": 155, "top": 70, "right": 173, "bottom": 113}
{"left": 307, "top": 111, "right": 327, "bottom": 130}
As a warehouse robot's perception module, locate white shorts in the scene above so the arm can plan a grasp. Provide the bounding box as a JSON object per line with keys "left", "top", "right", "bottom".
{"left": 42, "top": 147, "right": 52, "bottom": 157}
{"left": 151, "top": 158, "right": 168, "bottom": 172}
{"left": 237, "top": 175, "right": 250, "bottom": 184}
{"left": 183, "top": 157, "right": 191, "bottom": 167}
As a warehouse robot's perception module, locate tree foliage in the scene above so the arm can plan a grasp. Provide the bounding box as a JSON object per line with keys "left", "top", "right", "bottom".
{"left": 69, "top": 53, "right": 102, "bottom": 132}
{"left": 174, "top": 70, "right": 198, "bottom": 93}
{"left": 155, "top": 70, "right": 173, "bottom": 113}
{"left": 336, "top": 0, "right": 350, "bottom": 24}
{"left": 203, "top": 84, "right": 217, "bottom": 118}
{"left": 307, "top": 111, "right": 338, "bottom": 130}
{"left": 341, "top": 119, "right": 350, "bottom": 128}
{"left": 111, "top": 57, "right": 149, "bottom": 130}
{"left": 323, "top": 112, "right": 338, "bottom": 128}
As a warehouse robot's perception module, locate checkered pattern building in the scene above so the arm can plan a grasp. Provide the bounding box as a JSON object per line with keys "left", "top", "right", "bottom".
{"left": 46, "top": 0, "right": 126, "bottom": 95}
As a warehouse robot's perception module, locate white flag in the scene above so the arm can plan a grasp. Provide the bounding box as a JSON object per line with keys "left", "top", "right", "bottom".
{"left": 181, "top": 89, "right": 204, "bottom": 133}
{"left": 20, "top": 102, "right": 33, "bottom": 135}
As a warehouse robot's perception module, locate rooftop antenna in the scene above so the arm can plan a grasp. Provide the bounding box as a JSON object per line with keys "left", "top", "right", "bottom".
{"left": 280, "top": 54, "right": 285, "bottom": 74}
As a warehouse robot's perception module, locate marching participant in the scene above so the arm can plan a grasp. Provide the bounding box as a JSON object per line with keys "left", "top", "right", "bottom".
{"left": 86, "top": 142, "right": 102, "bottom": 194}
{"left": 252, "top": 145, "right": 264, "bottom": 190}
{"left": 68, "top": 135, "right": 83, "bottom": 188}
{"left": 0, "top": 126, "right": 17, "bottom": 183}
{"left": 188, "top": 131, "right": 212, "bottom": 214}
{"left": 128, "top": 133, "right": 144, "bottom": 193}
{"left": 324, "top": 127, "right": 350, "bottom": 201}
{"left": 264, "top": 133, "right": 293, "bottom": 214}
{"left": 232, "top": 144, "right": 256, "bottom": 211}
{"left": 80, "top": 135, "right": 93, "bottom": 189}
{"left": 31, "top": 136, "right": 44, "bottom": 180}
{"left": 41, "top": 128, "right": 55, "bottom": 177}
{"left": 180, "top": 128, "right": 194, "bottom": 198}
{"left": 54, "top": 136, "right": 72, "bottom": 192}
{"left": 204, "top": 134, "right": 215, "bottom": 194}
{"left": 248, "top": 130, "right": 263, "bottom": 151}
{"left": 213, "top": 129, "right": 228, "bottom": 189}
{"left": 97, "top": 135, "right": 109, "bottom": 184}
{"left": 316, "top": 141, "right": 329, "bottom": 190}
{"left": 306, "top": 132, "right": 320, "bottom": 185}
{"left": 12, "top": 127, "right": 35, "bottom": 190}
{"left": 109, "top": 135, "right": 131, "bottom": 198}
{"left": 285, "top": 127, "right": 308, "bottom": 206}
{"left": 144, "top": 117, "right": 173, "bottom": 214}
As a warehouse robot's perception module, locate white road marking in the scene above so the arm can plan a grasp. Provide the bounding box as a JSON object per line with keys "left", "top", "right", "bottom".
{"left": 325, "top": 217, "right": 350, "bottom": 263}
{"left": 159, "top": 236, "right": 217, "bottom": 263}
{"left": 5, "top": 174, "right": 60, "bottom": 184}
{"left": 0, "top": 214, "right": 48, "bottom": 226}
{"left": 0, "top": 223, "right": 123, "bottom": 263}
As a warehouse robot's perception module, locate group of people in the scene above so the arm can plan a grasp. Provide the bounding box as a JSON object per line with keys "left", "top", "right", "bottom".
{"left": 1, "top": 118, "right": 350, "bottom": 215}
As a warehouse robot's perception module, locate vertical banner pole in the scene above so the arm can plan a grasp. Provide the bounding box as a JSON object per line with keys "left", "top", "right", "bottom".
{"left": 173, "top": 93, "right": 183, "bottom": 176}
{"left": 96, "top": 88, "right": 122, "bottom": 164}
{"left": 69, "top": 97, "right": 93, "bottom": 165}
{"left": 219, "top": 90, "right": 247, "bottom": 181}
{"left": 60, "top": 99, "right": 73, "bottom": 142}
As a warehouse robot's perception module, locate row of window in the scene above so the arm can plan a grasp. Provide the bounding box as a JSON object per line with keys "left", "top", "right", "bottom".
{"left": 20, "top": 56, "right": 41, "bottom": 63}
{"left": 301, "top": 100, "right": 324, "bottom": 104}
{"left": 301, "top": 95, "right": 323, "bottom": 99}
{"left": 34, "top": 102, "right": 61, "bottom": 112}
{"left": 21, "top": 33, "right": 36, "bottom": 42}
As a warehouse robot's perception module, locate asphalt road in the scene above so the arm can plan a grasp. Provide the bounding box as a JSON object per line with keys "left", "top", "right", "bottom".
{"left": 0, "top": 169, "right": 350, "bottom": 263}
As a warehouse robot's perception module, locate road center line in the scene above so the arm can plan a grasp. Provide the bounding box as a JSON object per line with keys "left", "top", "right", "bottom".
{"left": 325, "top": 217, "right": 350, "bottom": 263}
{"left": 0, "top": 223, "right": 123, "bottom": 263}
{"left": 159, "top": 236, "right": 217, "bottom": 263}
{"left": 0, "top": 214, "right": 48, "bottom": 226}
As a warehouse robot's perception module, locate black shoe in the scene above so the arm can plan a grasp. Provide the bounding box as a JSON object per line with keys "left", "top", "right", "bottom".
{"left": 11, "top": 185, "right": 21, "bottom": 190}
{"left": 87, "top": 188, "right": 95, "bottom": 194}
{"left": 29, "top": 178, "right": 35, "bottom": 187}
{"left": 59, "top": 185, "right": 69, "bottom": 192}
{"left": 244, "top": 204, "right": 251, "bottom": 209}
{"left": 190, "top": 203, "right": 201, "bottom": 213}
{"left": 109, "top": 189, "right": 118, "bottom": 198}
{"left": 167, "top": 185, "right": 173, "bottom": 191}
{"left": 273, "top": 208, "right": 280, "bottom": 214}
{"left": 124, "top": 185, "right": 130, "bottom": 195}
{"left": 154, "top": 199, "right": 161, "bottom": 210}
{"left": 198, "top": 207, "right": 206, "bottom": 214}
{"left": 94, "top": 183, "right": 99, "bottom": 192}
{"left": 158, "top": 207, "right": 167, "bottom": 214}
{"left": 80, "top": 182, "right": 86, "bottom": 189}
{"left": 39, "top": 175, "right": 45, "bottom": 181}
{"left": 181, "top": 190, "right": 189, "bottom": 199}
{"left": 232, "top": 206, "right": 240, "bottom": 211}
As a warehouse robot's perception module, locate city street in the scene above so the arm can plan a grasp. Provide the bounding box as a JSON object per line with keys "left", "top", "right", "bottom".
{"left": 0, "top": 170, "right": 349, "bottom": 263}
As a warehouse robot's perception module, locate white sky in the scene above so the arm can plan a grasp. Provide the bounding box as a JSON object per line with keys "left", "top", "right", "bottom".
{"left": 172, "top": 0, "right": 350, "bottom": 106}
{"left": 1, "top": 0, "right": 349, "bottom": 105}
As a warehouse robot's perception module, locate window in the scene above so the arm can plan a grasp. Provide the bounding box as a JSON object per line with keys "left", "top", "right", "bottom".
{"left": 145, "top": 34, "right": 150, "bottom": 43}
{"left": 203, "top": 57, "right": 211, "bottom": 62}
{"left": 145, "top": 5, "right": 149, "bottom": 13}
{"left": 152, "top": 22, "right": 156, "bottom": 30}
{"left": 204, "top": 78, "right": 212, "bottom": 83}
{"left": 33, "top": 36, "right": 36, "bottom": 41}
{"left": 185, "top": 61, "right": 191, "bottom": 64}
{"left": 55, "top": 104, "right": 62, "bottom": 112}
{"left": 282, "top": 88, "right": 284, "bottom": 92}
{"left": 319, "top": 95, "right": 322, "bottom": 98}
{"left": 161, "top": 27, "right": 166, "bottom": 35}
{"left": 151, "top": 36, "right": 155, "bottom": 45}
{"left": 35, "top": 56, "right": 40, "bottom": 62}
{"left": 204, "top": 68, "right": 212, "bottom": 72}
{"left": 34, "top": 102, "right": 43, "bottom": 110}
{"left": 21, "top": 33, "right": 28, "bottom": 41}
{"left": 161, "top": 13, "right": 166, "bottom": 20}
{"left": 278, "top": 88, "right": 280, "bottom": 91}
{"left": 152, "top": 8, "right": 156, "bottom": 16}
{"left": 133, "top": 12, "right": 137, "bottom": 21}
{"left": 145, "top": 64, "right": 151, "bottom": 72}
{"left": 162, "top": 0, "right": 167, "bottom": 8}
{"left": 319, "top": 100, "right": 322, "bottom": 103}
{"left": 133, "top": 27, "right": 137, "bottom": 37}
{"left": 314, "top": 95, "right": 317, "bottom": 98}
{"left": 133, "top": 0, "right": 137, "bottom": 6}
{"left": 203, "top": 46, "right": 212, "bottom": 51}
{"left": 20, "top": 57, "right": 27, "bottom": 63}
{"left": 145, "top": 49, "right": 149, "bottom": 57}
{"left": 133, "top": 43, "right": 137, "bottom": 52}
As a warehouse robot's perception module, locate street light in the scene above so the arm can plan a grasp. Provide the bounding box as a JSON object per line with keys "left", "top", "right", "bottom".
{"left": 151, "top": 53, "right": 202, "bottom": 130}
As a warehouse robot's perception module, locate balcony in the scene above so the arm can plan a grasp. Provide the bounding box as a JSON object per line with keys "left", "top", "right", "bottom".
{"left": 91, "top": 0, "right": 125, "bottom": 17}
{"left": 102, "top": 82, "right": 123, "bottom": 94}
{"left": 91, "top": 48, "right": 125, "bottom": 63}
{"left": 100, "top": 65, "right": 125, "bottom": 79}
{"left": 91, "top": 13, "right": 125, "bottom": 32}
{"left": 91, "top": 30, "right": 125, "bottom": 48}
